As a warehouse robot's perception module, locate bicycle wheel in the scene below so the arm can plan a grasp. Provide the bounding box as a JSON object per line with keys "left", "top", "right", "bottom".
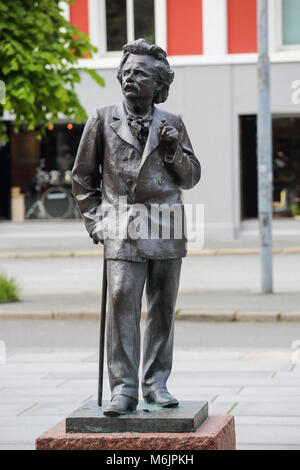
{"left": 41, "top": 186, "right": 73, "bottom": 219}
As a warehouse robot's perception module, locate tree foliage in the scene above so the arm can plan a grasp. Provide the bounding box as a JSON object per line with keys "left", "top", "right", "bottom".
{"left": 0, "top": 0, "right": 105, "bottom": 141}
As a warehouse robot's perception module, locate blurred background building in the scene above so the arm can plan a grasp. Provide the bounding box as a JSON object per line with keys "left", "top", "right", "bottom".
{"left": 1, "top": 0, "right": 300, "bottom": 240}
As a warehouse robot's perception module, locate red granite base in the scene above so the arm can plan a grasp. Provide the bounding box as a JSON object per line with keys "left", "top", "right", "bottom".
{"left": 35, "top": 415, "right": 235, "bottom": 450}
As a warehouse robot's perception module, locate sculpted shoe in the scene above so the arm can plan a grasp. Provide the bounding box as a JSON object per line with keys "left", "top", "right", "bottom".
{"left": 103, "top": 395, "right": 137, "bottom": 417}
{"left": 144, "top": 389, "right": 179, "bottom": 408}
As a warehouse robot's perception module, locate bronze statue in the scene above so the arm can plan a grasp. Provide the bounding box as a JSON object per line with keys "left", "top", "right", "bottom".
{"left": 72, "top": 39, "right": 201, "bottom": 417}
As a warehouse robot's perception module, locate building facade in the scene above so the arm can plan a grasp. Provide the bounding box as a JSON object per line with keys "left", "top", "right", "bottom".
{"left": 2, "top": 0, "right": 300, "bottom": 240}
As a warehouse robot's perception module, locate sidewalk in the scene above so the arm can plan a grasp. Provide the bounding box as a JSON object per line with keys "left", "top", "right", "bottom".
{"left": 1, "top": 291, "right": 300, "bottom": 321}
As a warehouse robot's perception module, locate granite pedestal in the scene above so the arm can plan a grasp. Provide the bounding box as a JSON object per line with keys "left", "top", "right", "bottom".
{"left": 36, "top": 400, "right": 236, "bottom": 450}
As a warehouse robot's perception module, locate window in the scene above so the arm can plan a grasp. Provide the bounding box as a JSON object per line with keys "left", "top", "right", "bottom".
{"left": 106, "top": 0, "right": 128, "bottom": 52}
{"left": 282, "top": 0, "right": 300, "bottom": 46}
{"left": 88, "top": 0, "right": 167, "bottom": 57}
{"left": 106, "top": 0, "right": 155, "bottom": 51}
{"left": 133, "top": 0, "right": 155, "bottom": 46}
{"left": 269, "top": 0, "right": 300, "bottom": 52}
{"left": 240, "top": 115, "right": 300, "bottom": 220}
{"left": 89, "top": 0, "right": 166, "bottom": 56}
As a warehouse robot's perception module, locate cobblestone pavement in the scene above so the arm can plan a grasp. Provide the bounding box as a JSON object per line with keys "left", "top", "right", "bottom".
{"left": 1, "top": 338, "right": 299, "bottom": 449}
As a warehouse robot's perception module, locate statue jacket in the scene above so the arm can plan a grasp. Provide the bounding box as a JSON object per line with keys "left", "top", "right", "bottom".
{"left": 72, "top": 102, "right": 201, "bottom": 261}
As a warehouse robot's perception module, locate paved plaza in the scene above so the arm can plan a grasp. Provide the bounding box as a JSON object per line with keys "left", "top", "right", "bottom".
{"left": 0, "top": 221, "right": 299, "bottom": 450}
{"left": 0, "top": 320, "right": 299, "bottom": 450}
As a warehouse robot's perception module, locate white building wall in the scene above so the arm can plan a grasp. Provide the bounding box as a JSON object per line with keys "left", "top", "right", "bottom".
{"left": 202, "top": 0, "right": 227, "bottom": 55}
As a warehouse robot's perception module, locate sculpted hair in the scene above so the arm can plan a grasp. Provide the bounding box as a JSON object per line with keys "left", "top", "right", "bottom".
{"left": 117, "top": 38, "right": 174, "bottom": 104}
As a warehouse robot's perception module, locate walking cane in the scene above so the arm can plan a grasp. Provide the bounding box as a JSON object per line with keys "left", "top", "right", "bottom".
{"left": 98, "top": 256, "right": 107, "bottom": 407}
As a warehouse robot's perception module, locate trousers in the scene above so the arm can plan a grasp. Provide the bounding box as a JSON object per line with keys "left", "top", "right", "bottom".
{"left": 106, "top": 258, "right": 182, "bottom": 400}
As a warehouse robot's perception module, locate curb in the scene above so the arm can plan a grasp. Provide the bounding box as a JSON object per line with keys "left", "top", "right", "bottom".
{"left": 0, "top": 311, "right": 100, "bottom": 320}
{"left": 0, "top": 250, "right": 102, "bottom": 259}
{"left": 176, "top": 310, "right": 300, "bottom": 322}
{"left": 1, "top": 247, "right": 300, "bottom": 259}
{"left": 1, "top": 309, "right": 300, "bottom": 322}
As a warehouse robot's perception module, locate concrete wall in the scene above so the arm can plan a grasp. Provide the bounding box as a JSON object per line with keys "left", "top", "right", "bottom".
{"left": 75, "top": 61, "right": 300, "bottom": 240}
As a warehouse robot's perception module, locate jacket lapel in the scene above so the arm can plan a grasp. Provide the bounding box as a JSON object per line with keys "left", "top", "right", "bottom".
{"left": 139, "top": 106, "right": 164, "bottom": 170}
{"left": 110, "top": 103, "right": 165, "bottom": 173}
{"left": 110, "top": 103, "right": 143, "bottom": 154}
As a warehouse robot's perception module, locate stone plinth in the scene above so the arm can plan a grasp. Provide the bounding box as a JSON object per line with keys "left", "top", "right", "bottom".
{"left": 36, "top": 415, "right": 236, "bottom": 450}
{"left": 66, "top": 400, "right": 208, "bottom": 434}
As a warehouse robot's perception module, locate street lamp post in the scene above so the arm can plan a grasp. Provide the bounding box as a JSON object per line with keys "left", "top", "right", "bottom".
{"left": 257, "top": 0, "right": 273, "bottom": 293}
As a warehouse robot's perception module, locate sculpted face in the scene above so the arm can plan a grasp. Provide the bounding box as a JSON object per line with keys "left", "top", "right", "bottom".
{"left": 121, "top": 54, "right": 157, "bottom": 103}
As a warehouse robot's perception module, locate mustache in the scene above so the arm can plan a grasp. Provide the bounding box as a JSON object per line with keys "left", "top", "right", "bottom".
{"left": 123, "top": 83, "right": 138, "bottom": 91}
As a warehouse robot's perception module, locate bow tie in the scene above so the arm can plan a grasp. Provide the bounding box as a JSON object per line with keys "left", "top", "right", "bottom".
{"left": 127, "top": 112, "right": 152, "bottom": 141}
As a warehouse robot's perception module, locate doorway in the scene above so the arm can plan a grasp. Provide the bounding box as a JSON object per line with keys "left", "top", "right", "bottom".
{"left": 8, "top": 122, "right": 84, "bottom": 220}
{"left": 240, "top": 115, "right": 300, "bottom": 220}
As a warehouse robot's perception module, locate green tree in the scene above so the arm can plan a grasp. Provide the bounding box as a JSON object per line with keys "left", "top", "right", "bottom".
{"left": 0, "top": 0, "right": 105, "bottom": 141}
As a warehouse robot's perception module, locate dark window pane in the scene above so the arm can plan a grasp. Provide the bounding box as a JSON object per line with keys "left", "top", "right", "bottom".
{"left": 106, "top": 0, "right": 127, "bottom": 51}
{"left": 134, "top": 0, "right": 155, "bottom": 44}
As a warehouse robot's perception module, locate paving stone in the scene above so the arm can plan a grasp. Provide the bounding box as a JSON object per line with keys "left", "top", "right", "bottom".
{"left": 57, "top": 379, "right": 98, "bottom": 389}
{"left": 174, "top": 349, "right": 245, "bottom": 360}
{"left": 0, "top": 443, "right": 34, "bottom": 450}
{"left": 8, "top": 351, "right": 94, "bottom": 363}
{"left": 170, "top": 370, "right": 275, "bottom": 378}
{"left": 162, "top": 386, "right": 240, "bottom": 395}
{"left": 35, "top": 372, "right": 96, "bottom": 380}
{"left": 275, "top": 370, "right": 300, "bottom": 377}
{"left": 0, "top": 379, "right": 66, "bottom": 388}
{"left": 207, "top": 402, "right": 236, "bottom": 414}
{"left": 0, "top": 415, "right": 70, "bottom": 427}
{"left": 0, "top": 388, "right": 95, "bottom": 398}
{"left": 173, "top": 360, "right": 291, "bottom": 372}
{"left": 0, "top": 372, "right": 48, "bottom": 379}
{"left": 0, "top": 403, "right": 37, "bottom": 416}
{"left": 162, "top": 390, "right": 217, "bottom": 401}
{"left": 0, "top": 420, "right": 62, "bottom": 443}
{"left": 215, "top": 394, "right": 300, "bottom": 403}
{"left": 169, "top": 377, "right": 286, "bottom": 388}
{"left": 235, "top": 416, "right": 300, "bottom": 425}
{"left": 3, "top": 363, "right": 98, "bottom": 374}
{"left": 182, "top": 377, "right": 300, "bottom": 387}
{"left": 232, "top": 402, "right": 300, "bottom": 417}
{"left": 237, "top": 444, "right": 300, "bottom": 450}
{"left": 20, "top": 401, "right": 84, "bottom": 416}
{"left": 236, "top": 423, "right": 300, "bottom": 445}
{"left": 240, "top": 387, "right": 300, "bottom": 396}
{"left": 0, "top": 394, "right": 93, "bottom": 404}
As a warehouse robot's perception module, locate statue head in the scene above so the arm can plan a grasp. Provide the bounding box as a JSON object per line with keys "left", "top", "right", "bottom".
{"left": 117, "top": 38, "right": 174, "bottom": 104}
